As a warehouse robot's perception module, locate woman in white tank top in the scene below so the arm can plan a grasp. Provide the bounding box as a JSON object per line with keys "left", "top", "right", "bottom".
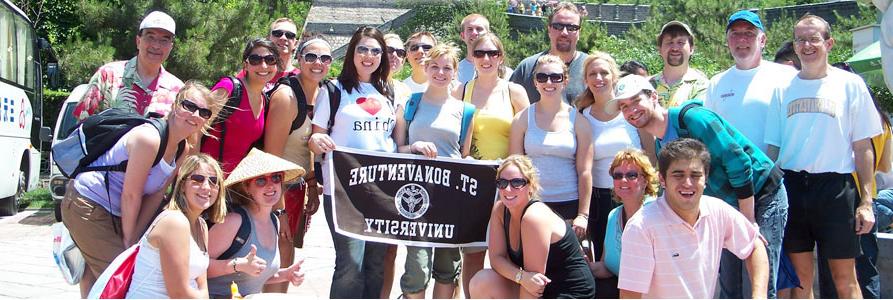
{"left": 126, "top": 154, "right": 227, "bottom": 298}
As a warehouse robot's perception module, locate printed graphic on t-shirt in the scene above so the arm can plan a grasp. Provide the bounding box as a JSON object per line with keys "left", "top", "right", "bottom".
{"left": 351, "top": 95, "right": 396, "bottom": 132}
{"left": 787, "top": 97, "right": 837, "bottom": 118}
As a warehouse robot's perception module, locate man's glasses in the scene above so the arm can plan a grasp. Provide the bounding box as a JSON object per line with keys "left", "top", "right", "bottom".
{"left": 180, "top": 99, "right": 212, "bottom": 119}
{"left": 496, "top": 178, "right": 529, "bottom": 189}
{"left": 356, "top": 45, "right": 383, "bottom": 56}
{"left": 270, "top": 29, "right": 297, "bottom": 40}
{"left": 387, "top": 46, "right": 407, "bottom": 58}
{"left": 303, "top": 53, "right": 333, "bottom": 64}
{"left": 611, "top": 171, "right": 640, "bottom": 181}
{"left": 189, "top": 174, "right": 219, "bottom": 186}
{"left": 534, "top": 72, "right": 565, "bottom": 83}
{"left": 251, "top": 172, "right": 284, "bottom": 187}
{"left": 246, "top": 54, "right": 277, "bottom": 66}
{"left": 550, "top": 22, "right": 581, "bottom": 32}
{"left": 409, "top": 44, "right": 433, "bottom": 52}
{"left": 472, "top": 50, "right": 501, "bottom": 59}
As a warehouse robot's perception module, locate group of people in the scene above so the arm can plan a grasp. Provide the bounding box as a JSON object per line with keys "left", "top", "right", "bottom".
{"left": 57, "top": 2, "right": 893, "bottom": 299}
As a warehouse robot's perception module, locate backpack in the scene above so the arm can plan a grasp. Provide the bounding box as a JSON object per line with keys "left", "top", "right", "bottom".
{"left": 201, "top": 76, "right": 270, "bottom": 159}
{"left": 321, "top": 80, "right": 341, "bottom": 134}
{"left": 266, "top": 76, "right": 341, "bottom": 134}
{"left": 52, "top": 108, "right": 185, "bottom": 179}
{"left": 403, "top": 92, "right": 476, "bottom": 147}
{"left": 218, "top": 205, "right": 279, "bottom": 260}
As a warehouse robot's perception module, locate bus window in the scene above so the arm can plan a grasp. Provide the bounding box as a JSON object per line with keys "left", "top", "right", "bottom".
{"left": 17, "top": 15, "right": 35, "bottom": 89}
{"left": 0, "top": 8, "right": 14, "bottom": 82}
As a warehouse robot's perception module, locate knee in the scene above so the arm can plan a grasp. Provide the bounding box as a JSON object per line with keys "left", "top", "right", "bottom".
{"left": 469, "top": 269, "right": 502, "bottom": 298}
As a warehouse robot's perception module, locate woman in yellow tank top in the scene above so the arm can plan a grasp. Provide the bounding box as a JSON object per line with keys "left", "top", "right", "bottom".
{"left": 452, "top": 33, "right": 530, "bottom": 296}
{"left": 456, "top": 33, "right": 530, "bottom": 161}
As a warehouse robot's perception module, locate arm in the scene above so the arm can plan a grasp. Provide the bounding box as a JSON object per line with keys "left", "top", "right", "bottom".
{"left": 854, "top": 138, "right": 877, "bottom": 235}
{"left": 620, "top": 290, "right": 643, "bottom": 299}
{"left": 393, "top": 105, "right": 437, "bottom": 158}
{"left": 508, "top": 108, "right": 529, "bottom": 155}
{"left": 73, "top": 66, "right": 110, "bottom": 120}
{"left": 744, "top": 237, "right": 769, "bottom": 299}
{"left": 461, "top": 117, "right": 475, "bottom": 158}
{"left": 206, "top": 213, "right": 268, "bottom": 278}
{"left": 636, "top": 128, "right": 657, "bottom": 167}
{"left": 590, "top": 244, "right": 612, "bottom": 279}
{"left": 309, "top": 86, "right": 336, "bottom": 156}
{"left": 154, "top": 213, "right": 208, "bottom": 298}
{"left": 519, "top": 206, "right": 555, "bottom": 299}
{"left": 264, "top": 86, "right": 299, "bottom": 157}
{"left": 765, "top": 145, "right": 779, "bottom": 162}
{"left": 121, "top": 126, "right": 163, "bottom": 247}
{"left": 573, "top": 113, "right": 594, "bottom": 237}
{"left": 265, "top": 258, "right": 305, "bottom": 286}
{"left": 486, "top": 202, "right": 531, "bottom": 292}
{"left": 508, "top": 83, "right": 531, "bottom": 114}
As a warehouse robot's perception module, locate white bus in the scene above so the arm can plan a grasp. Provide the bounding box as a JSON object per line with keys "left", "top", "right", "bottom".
{"left": 0, "top": 0, "right": 48, "bottom": 216}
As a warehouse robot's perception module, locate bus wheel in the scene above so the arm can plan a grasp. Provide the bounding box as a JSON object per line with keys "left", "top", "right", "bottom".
{"left": 0, "top": 171, "right": 25, "bottom": 216}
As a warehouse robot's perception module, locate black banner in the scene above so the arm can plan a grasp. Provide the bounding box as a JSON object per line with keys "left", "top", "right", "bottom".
{"left": 326, "top": 148, "right": 499, "bottom": 247}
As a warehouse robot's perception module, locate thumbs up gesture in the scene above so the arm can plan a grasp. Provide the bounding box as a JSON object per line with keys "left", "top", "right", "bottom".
{"left": 237, "top": 244, "right": 267, "bottom": 277}
{"left": 284, "top": 257, "right": 306, "bottom": 286}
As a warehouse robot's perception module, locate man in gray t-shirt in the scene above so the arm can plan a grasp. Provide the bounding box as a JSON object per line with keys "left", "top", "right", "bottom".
{"left": 509, "top": 2, "right": 587, "bottom": 104}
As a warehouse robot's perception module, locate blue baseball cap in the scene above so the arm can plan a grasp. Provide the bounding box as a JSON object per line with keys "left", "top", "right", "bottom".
{"left": 727, "top": 10, "right": 764, "bottom": 32}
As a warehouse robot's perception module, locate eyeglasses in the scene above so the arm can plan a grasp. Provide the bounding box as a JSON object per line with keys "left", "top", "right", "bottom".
{"left": 534, "top": 72, "right": 565, "bottom": 83}
{"left": 250, "top": 172, "right": 284, "bottom": 187}
{"left": 611, "top": 171, "right": 640, "bottom": 181}
{"left": 386, "top": 46, "right": 407, "bottom": 58}
{"left": 246, "top": 54, "right": 278, "bottom": 66}
{"left": 189, "top": 174, "right": 219, "bottom": 186}
{"left": 180, "top": 99, "right": 212, "bottom": 119}
{"left": 550, "top": 22, "right": 581, "bottom": 32}
{"left": 409, "top": 44, "right": 433, "bottom": 52}
{"left": 472, "top": 50, "right": 501, "bottom": 59}
{"left": 356, "top": 45, "right": 382, "bottom": 56}
{"left": 496, "top": 178, "right": 529, "bottom": 189}
{"left": 303, "top": 52, "right": 333, "bottom": 64}
{"left": 142, "top": 35, "right": 173, "bottom": 47}
{"left": 793, "top": 36, "right": 825, "bottom": 46}
{"left": 270, "top": 29, "right": 297, "bottom": 40}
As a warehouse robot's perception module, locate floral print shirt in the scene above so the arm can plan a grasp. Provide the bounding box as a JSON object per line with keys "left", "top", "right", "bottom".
{"left": 73, "top": 57, "right": 184, "bottom": 120}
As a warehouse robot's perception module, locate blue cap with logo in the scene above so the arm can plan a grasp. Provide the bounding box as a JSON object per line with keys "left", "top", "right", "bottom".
{"left": 727, "top": 10, "right": 764, "bottom": 32}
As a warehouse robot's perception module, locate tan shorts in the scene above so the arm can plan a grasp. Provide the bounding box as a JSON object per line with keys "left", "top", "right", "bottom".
{"left": 60, "top": 183, "right": 125, "bottom": 276}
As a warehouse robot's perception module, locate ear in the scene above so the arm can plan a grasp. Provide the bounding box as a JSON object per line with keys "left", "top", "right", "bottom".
{"left": 826, "top": 37, "right": 835, "bottom": 51}
{"left": 658, "top": 173, "right": 666, "bottom": 188}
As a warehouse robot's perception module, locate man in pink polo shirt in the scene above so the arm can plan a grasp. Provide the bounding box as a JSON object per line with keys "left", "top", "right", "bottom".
{"left": 618, "top": 138, "right": 769, "bottom": 299}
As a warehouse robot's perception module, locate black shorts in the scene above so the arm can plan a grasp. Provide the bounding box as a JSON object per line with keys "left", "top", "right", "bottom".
{"left": 544, "top": 199, "right": 579, "bottom": 220}
{"left": 782, "top": 170, "right": 860, "bottom": 259}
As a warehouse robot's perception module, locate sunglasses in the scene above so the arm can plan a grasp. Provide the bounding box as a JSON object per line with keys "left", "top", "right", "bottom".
{"left": 550, "top": 22, "right": 581, "bottom": 32}
{"left": 496, "top": 178, "right": 529, "bottom": 189}
{"left": 611, "top": 171, "right": 640, "bottom": 181}
{"left": 303, "top": 52, "right": 333, "bottom": 64}
{"left": 189, "top": 174, "right": 219, "bottom": 186}
{"left": 270, "top": 29, "right": 297, "bottom": 40}
{"left": 180, "top": 99, "right": 212, "bottom": 119}
{"left": 250, "top": 172, "right": 284, "bottom": 187}
{"left": 535, "top": 72, "right": 565, "bottom": 83}
{"left": 356, "top": 45, "right": 382, "bottom": 56}
{"left": 409, "top": 44, "right": 433, "bottom": 52}
{"left": 246, "top": 54, "right": 277, "bottom": 66}
{"left": 386, "top": 46, "right": 407, "bottom": 58}
{"left": 472, "top": 50, "right": 501, "bottom": 59}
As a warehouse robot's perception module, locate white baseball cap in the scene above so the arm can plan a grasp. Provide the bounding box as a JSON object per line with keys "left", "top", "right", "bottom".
{"left": 605, "top": 75, "right": 655, "bottom": 115}
{"left": 139, "top": 11, "right": 176, "bottom": 35}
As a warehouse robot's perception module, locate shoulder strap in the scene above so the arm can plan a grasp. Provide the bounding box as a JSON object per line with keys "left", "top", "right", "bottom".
{"left": 677, "top": 101, "right": 702, "bottom": 138}
{"left": 462, "top": 79, "right": 475, "bottom": 103}
{"left": 147, "top": 118, "right": 171, "bottom": 168}
{"left": 459, "top": 102, "right": 476, "bottom": 147}
{"left": 324, "top": 80, "right": 340, "bottom": 134}
{"left": 219, "top": 205, "right": 251, "bottom": 260}
{"left": 403, "top": 93, "right": 424, "bottom": 124}
{"left": 288, "top": 76, "right": 309, "bottom": 132}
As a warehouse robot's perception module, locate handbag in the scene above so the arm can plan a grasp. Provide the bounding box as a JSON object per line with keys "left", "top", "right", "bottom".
{"left": 87, "top": 244, "right": 140, "bottom": 299}
{"left": 51, "top": 222, "right": 85, "bottom": 285}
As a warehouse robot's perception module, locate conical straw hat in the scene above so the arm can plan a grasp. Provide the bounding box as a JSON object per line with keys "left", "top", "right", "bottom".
{"left": 224, "top": 148, "right": 305, "bottom": 187}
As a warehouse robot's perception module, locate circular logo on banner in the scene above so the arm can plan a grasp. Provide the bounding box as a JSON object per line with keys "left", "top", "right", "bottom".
{"left": 395, "top": 183, "right": 430, "bottom": 219}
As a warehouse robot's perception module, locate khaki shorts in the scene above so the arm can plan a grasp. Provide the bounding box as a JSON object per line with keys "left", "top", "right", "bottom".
{"left": 60, "top": 184, "right": 125, "bottom": 276}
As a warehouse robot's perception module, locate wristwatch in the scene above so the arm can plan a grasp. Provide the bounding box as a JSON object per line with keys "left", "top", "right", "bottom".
{"left": 514, "top": 268, "right": 524, "bottom": 284}
{"left": 273, "top": 208, "right": 286, "bottom": 217}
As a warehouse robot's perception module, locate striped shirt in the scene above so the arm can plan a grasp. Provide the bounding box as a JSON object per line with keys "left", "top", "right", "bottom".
{"left": 617, "top": 195, "right": 762, "bottom": 298}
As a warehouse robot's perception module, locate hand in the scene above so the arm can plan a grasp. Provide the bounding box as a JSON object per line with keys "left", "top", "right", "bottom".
{"left": 284, "top": 257, "right": 306, "bottom": 286}
{"left": 855, "top": 201, "right": 875, "bottom": 235}
{"left": 519, "top": 271, "right": 551, "bottom": 298}
{"left": 309, "top": 133, "right": 336, "bottom": 154}
{"left": 278, "top": 214, "right": 293, "bottom": 242}
{"left": 572, "top": 216, "right": 588, "bottom": 239}
{"left": 589, "top": 261, "right": 613, "bottom": 279}
{"left": 237, "top": 244, "right": 267, "bottom": 276}
{"left": 411, "top": 141, "right": 438, "bottom": 158}
{"left": 305, "top": 184, "right": 321, "bottom": 215}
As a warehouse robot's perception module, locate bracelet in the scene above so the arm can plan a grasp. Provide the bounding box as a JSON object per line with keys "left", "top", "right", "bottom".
{"left": 231, "top": 259, "right": 238, "bottom": 273}
{"left": 577, "top": 214, "right": 589, "bottom": 220}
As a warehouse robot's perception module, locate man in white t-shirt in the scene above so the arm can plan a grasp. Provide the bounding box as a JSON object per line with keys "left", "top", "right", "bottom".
{"left": 705, "top": 11, "right": 796, "bottom": 298}
{"left": 764, "top": 14, "right": 881, "bottom": 299}
{"left": 457, "top": 14, "right": 489, "bottom": 83}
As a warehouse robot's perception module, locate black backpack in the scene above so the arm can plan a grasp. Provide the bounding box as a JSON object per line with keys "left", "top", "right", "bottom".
{"left": 267, "top": 75, "right": 341, "bottom": 134}
{"left": 201, "top": 76, "right": 268, "bottom": 159}
{"left": 52, "top": 108, "right": 185, "bottom": 179}
{"left": 218, "top": 205, "right": 279, "bottom": 260}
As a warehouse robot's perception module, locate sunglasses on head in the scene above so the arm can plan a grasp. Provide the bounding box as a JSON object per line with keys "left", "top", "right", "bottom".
{"left": 611, "top": 171, "right": 640, "bottom": 181}
{"left": 250, "top": 172, "right": 284, "bottom": 187}
{"left": 472, "top": 50, "right": 501, "bottom": 59}
{"left": 189, "top": 174, "right": 219, "bottom": 186}
{"left": 496, "top": 178, "right": 529, "bottom": 189}
{"left": 303, "top": 52, "right": 333, "bottom": 64}
{"left": 356, "top": 45, "right": 382, "bottom": 56}
{"left": 180, "top": 99, "right": 212, "bottom": 119}
{"left": 386, "top": 46, "right": 407, "bottom": 58}
{"left": 550, "top": 22, "right": 581, "bottom": 32}
{"left": 409, "top": 44, "right": 433, "bottom": 52}
{"left": 270, "top": 29, "right": 297, "bottom": 40}
{"left": 246, "top": 54, "right": 277, "bottom": 66}
{"left": 535, "top": 72, "right": 565, "bottom": 83}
